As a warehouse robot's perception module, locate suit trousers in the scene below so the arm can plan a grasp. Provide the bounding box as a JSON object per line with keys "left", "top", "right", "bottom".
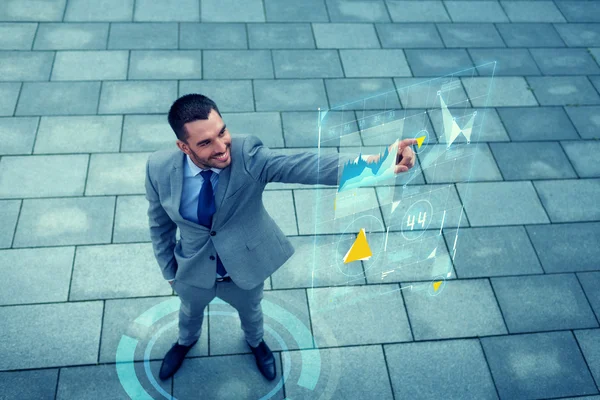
{"left": 173, "top": 279, "right": 264, "bottom": 348}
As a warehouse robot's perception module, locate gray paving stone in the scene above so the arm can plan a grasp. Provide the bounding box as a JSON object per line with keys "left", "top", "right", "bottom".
{"left": 385, "top": 339, "right": 498, "bottom": 400}
{"left": 108, "top": 23, "right": 178, "bottom": 49}
{"left": 340, "top": 49, "right": 411, "bottom": 78}
{"left": 0, "top": 51, "right": 54, "bottom": 81}
{"left": 376, "top": 23, "right": 444, "bottom": 48}
{"left": 264, "top": 0, "right": 329, "bottom": 22}
{"left": 395, "top": 77, "right": 470, "bottom": 109}
{"left": 358, "top": 109, "right": 434, "bottom": 146}
{"left": 530, "top": 48, "right": 600, "bottom": 76}
{"left": 428, "top": 107, "right": 510, "bottom": 142}
{"left": 122, "top": 114, "right": 177, "bottom": 152}
{"left": 445, "top": 1, "right": 508, "bottom": 22}
{"left": 274, "top": 50, "right": 343, "bottom": 78}
{"left": 57, "top": 361, "right": 170, "bottom": 400}
{"left": 386, "top": 0, "right": 450, "bottom": 22}
{"left": 556, "top": 1, "right": 600, "bottom": 23}
{"left": 285, "top": 346, "right": 394, "bottom": 399}
{"left": 0, "top": 154, "right": 88, "bottom": 198}
{"left": 534, "top": 179, "right": 600, "bottom": 223}
{"left": 446, "top": 226, "right": 543, "bottom": 278}
{"left": 129, "top": 50, "right": 202, "bottom": 80}
{"left": 52, "top": 50, "right": 128, "bottom": 80}
{"left": 254, "top": 79, "right": 328, "bottom": 111}
{"left": 493, "top": 274, "right": 598, "bottom": 333}
{"left": 16, "top": 81, "right": 101, "bottom": 116}
{"left": 34, "top": 115, "right": 122, "bottom": 154}
{"left": 86, "top": 152, "right": 149, "bottom": 195}
{"left": 265, "top": 148, "right": 343, "bottom": 190}
{"left": 13, "top": 196, "right": 115, "bottom": 247}
{"left": 325, "top": 78, "right": 400, "bottom": 110}
{"left": 363, "top": 230, "right": 453, "bottom": 283}
{"left": 405, "top": 49, "right": 474, "bottom": 77}
{"left": 457, "top": 181, "right": 550, "bottom": 226}
{"left": 565, "top": 107, "right": 600, "bottom": 139}
{"left": 555, "top": 23, "right": 600, "bottom": 47}
{"left": 379, "top": 183, "right": 466, "bottom": 231}
{"left": 65, "top": 0, "right": 133, "bottom": 21}
{"left": 420, "top": 143, "right": 502, "bottom": 183}
{"left": 501, "top": 0, "right": 566, "bottom": 23}
{"left": 113, "top": 195, "right": 151, "bottom": 243}
{"left": 0, "top": 247, "right": 74, "bottom": 306}
{"left": 576, "top": 273, "right": 600, "bottom": 321}
{"left": 0, "top": 0, "right": 65, "bottom": 21}
{"left": 179, "top": 23, "right": 247, "bottom": 49}
{"left": 71, "top": 243, "right": 171, "bottom": 300}
{"left": 308, "top": 284, "right": 412, "bottom": 346}
{"left": 282, "top": 111, "right": 361, "bottom": 148}
{"left": 34, "top": 23, "right": 109, "bottom": 50}
{"left": 313, "top": 23, "right": 380, "bottom": 49}
{"left": 101, "top": 296, "right": 208, "bottom": 364}
{"left": 490, "top": 141, "right": 577, "bottom": 180}
{"left": 575, "top": 329, "right": 600, "bottom": 391}
{"left": 403, "top": 279, "right": 507, "bottom": 340}
{"left": 0, "top": 200, "right": 19, "bottom": 248}
{"left": 271, "top": 235, "right": 366, "bottom": 289}
{"left": 470, "top": 48, "right": 541, "bottom": 76}
{"left": 209, "top": 289, "right": 310, "bottom": 355}
{"left": 0, "top": 23, "right": 37, "bottom": 49}
{"left": 221, "top": 112, "right": 282, "bottom": 146}
{"left": 437, "top": 23, "right": 505, "bottom": 48}
{"left": 201, "top": 0, "right": 265, "bottom": 22}
{"left": 481, "top": 331, "right": 598, "bottom": 399}
{"left": 0, "top": 369, "right": 58, "bottom": 400}
{"left": 498, "top": 106, "right": 579, "bottom": 141}
{"left": 262, "top": 190, "right": 297, "bottom": 235}
{"left": 0, "top": 301, "right": 103, "bottom": 370}
{"left": 294, "top": 187, "right": 383, "bottom": 235}
{"left": 248, "top": 23, "right": 315, "bottom": 49}
{"left": 565, "top": 104, "right": 600, "bottom": 136}
{"left": 203, "top": 50, "right": 273, "bottom": 79}
{"left": 561, "top": 140, "right": 600, "bottom": 178}
{"left": 173, "top": 354, "right": 284, "bottom": 399}
{"left": 99, "top": 81, "right": 177, "bottom": 114}
{"left": 134, "top": 0, "right": 200, "bottom": 22}
{"left": 527, "top": 222, "right": 600, "bottom": 273}
{"left": 496, "top": 23, "right": 566, "bottom": 47}
{"left": 590, "top": 75, "right": 600, "bottom": 94}
{"left": 0, "top": 117, "right": 38, "bottom": 155}
{"left": 179, "top": 80, "right": 253, "bottom": 112}
{"left": 326, "top": 0, "right": 390, "bottom": 22}
{"left": 464, "top": 77, "right": 538, "bottom": 107}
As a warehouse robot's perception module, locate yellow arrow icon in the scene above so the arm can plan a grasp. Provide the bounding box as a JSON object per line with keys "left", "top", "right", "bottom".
{"left": 416, "top": 136, "right": 426, "bottom": 148}
{"left": 433, "top": 281, "right": 442, "bottom": 292}
{"left": 343, "top": 228, "right": 373, "bottom": 264}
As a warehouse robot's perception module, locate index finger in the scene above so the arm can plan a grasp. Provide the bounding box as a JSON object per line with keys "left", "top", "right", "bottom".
{"left": 398, "top": 138, "right": 418, "bottom": 151}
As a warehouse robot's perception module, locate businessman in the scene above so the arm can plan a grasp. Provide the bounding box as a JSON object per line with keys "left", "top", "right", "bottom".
{"left": 145, "top": 94, "right": 417, "bottom": 381}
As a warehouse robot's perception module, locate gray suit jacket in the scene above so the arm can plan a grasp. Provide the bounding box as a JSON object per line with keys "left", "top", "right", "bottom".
{"left": 145, "top": 134, "right": 351, "bottom": 290}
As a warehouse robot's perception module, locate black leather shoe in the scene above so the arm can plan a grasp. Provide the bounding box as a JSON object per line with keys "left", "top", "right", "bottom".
{"left": 159, "top": 340, "right": 198, "bottom": 380}
{"left": 249, "top": 340, "right": 276, "bottom": 381}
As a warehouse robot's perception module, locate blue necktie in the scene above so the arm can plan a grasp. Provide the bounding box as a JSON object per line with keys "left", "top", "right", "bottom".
{"left": 197, "top": 170, "right": 227, "bottom": 277}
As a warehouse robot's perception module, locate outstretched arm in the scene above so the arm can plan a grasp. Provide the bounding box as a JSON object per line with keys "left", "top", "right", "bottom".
{"left": 145, "top": 158, "right": 178, "bottom": 281}
{"left": 242, "top": 135, "right": 352, "bottom": 186}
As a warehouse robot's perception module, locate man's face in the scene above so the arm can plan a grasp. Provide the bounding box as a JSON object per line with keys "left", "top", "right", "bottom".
{"left": 176, "top": 109, "right": 232, "bottom": 169}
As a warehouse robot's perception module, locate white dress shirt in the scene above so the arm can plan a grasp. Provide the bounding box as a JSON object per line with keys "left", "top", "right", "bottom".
{"left": 168, "top": 154, "right": 227, "bottom": 282}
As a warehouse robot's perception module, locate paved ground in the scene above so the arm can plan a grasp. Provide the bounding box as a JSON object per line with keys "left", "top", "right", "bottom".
{"left": 1, "top": 0, "right": 600, "bottom": 399}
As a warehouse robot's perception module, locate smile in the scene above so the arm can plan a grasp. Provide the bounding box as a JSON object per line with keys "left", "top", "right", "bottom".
{"left": 213, "top": 150, "right": 229, "bottom": 161}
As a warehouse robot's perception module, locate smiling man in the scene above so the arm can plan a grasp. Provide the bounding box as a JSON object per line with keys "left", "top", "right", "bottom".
{"left": 145, "top": 94, "right": 416, "bottom": 382}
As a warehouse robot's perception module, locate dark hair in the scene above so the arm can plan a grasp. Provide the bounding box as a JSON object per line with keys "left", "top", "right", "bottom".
{"left": 167, "top": 94, "right": 221, "bottom": 142}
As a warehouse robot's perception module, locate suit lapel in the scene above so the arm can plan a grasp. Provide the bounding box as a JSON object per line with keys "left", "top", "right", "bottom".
{"left": 170, "top": 151, "right": 198, "bottom": 228}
